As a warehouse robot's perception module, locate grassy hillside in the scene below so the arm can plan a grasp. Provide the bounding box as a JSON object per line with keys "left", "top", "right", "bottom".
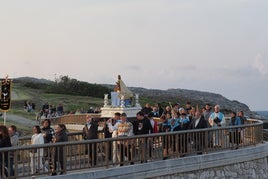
{"left": 12, "top": 82, "right": 104, "bottom": 113}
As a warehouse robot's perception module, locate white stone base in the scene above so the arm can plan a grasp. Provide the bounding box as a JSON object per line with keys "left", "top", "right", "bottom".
{"left": 101, "top": 106, "right": 142, "bottom": 118}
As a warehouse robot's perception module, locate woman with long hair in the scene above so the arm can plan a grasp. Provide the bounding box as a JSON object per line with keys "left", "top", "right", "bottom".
{"left": 52, "top": 124, "right": 68, "bottom": 175}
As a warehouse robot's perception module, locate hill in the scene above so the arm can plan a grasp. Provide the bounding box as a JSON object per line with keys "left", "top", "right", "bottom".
{"left": 12, "top": 77, "right": 255, "bottom": 116}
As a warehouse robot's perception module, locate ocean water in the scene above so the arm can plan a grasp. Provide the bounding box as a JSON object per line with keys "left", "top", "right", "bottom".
{"left": 255, "top": 111, "right": 268, "bottom": 119}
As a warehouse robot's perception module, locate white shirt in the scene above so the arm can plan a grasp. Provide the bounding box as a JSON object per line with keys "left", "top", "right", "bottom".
{"left": 195, "top": 118, "right": 201, "bottom": 128}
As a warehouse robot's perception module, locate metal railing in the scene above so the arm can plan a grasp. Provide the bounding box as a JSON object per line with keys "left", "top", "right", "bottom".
{"left": 0, "top": 119, "right": 263, "bottom": 178}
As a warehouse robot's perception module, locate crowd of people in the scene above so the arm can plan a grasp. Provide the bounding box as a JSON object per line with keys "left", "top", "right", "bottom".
{"left": 0, "top": 101, "right": 248, "bottom": 177}
{"left": 35, "top": 102, "right": 101, "bottom": 121}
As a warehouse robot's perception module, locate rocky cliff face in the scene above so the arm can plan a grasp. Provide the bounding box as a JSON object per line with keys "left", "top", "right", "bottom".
{"left": 128, "top": 87, "right": 255, "bottom": 117}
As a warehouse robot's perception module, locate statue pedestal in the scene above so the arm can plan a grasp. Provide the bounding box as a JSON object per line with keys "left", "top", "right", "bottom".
{"left": 101, "top": 106, "right": 142, "bottom": 118}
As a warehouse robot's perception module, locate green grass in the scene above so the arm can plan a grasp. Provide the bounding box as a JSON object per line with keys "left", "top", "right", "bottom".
{"left": 8, "top": 109, "right": 37, "bottom": 120}
{"left": 8, "top": 82, "right": 105, "bottom": 134}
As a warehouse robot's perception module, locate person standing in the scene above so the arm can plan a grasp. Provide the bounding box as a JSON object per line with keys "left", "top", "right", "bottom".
{"left": 104, "top": 112, "right": 121, "bottom": 162}
{"left": 52, "top": 124, "right": 68, "bottom": 175}
{"left": 203, "top": 103, "right": 213, "bottom": 127}
{"left": 41, "top": 119, "right": 55, "bottom": 173}
{"left": 0, "top": 125, "right": 12, "bottom": 177}
{"left": 134, "top": 111, "right": 153, "bottom": 163}
{"left": 209, "top": 105, "right": 225, "bottom": 147}
{"left": 30, "top": 125, "right": 44, "bottom": 174}
{"left": 8, "top": 125, "right": 19, "bottom": 176}
{"left": 82, "top": 114, "right": 99, "bottom": 166}
{"left": 189, "top": 111, "right": 208, "bottom": 154}
{"left": 107, "top": 113, "right": 134, "bottom": 166}
{"left": 229, "top": 112, "right": 242, "bottom": 149}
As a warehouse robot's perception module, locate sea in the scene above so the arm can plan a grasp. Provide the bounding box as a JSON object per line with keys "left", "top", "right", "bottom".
{"left": 255, "top": 111, "right": 268, "bottom": 120}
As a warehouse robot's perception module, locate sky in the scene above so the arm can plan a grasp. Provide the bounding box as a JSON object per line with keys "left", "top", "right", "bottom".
{"left": 0, "top": 0, "right": 267, "bottom": 111}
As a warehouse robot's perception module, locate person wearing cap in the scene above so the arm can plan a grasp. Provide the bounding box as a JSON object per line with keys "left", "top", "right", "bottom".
{"left": 107, "top": 113, "right": 134, "bottom": 166}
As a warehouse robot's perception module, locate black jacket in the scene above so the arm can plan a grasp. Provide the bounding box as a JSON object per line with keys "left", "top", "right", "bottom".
{"left": 189, "top": 116, "right": 207, "bottom": 130}
{"left": 134, "top": 117, "right": 153, "bottom": 135}
{"left": 82, "top": 122, "right": 99, "bottom": 140}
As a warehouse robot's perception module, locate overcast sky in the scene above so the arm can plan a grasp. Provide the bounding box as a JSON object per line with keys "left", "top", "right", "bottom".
{"left": 1, "top": 0, "right": 267, "bottom": 110}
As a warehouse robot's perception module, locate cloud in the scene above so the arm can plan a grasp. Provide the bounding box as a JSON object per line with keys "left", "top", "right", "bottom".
{"left": 254, "top": 53, "right": 268, "bottom": 76}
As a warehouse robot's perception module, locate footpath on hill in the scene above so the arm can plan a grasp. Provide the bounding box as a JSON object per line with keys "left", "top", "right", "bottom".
{"left": 1, "top": 113, "right": 39, "bottom": 126}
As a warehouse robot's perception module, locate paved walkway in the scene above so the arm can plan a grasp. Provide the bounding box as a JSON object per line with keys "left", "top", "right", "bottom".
{"left": 1, "top": 113, "right": 39, "bottom": 126}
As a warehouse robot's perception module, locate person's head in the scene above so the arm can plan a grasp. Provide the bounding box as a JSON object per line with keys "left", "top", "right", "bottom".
{"left": 56, "top": 124, "right": 66, "bottom": 133}
{"left": 136, "top": 111, "right": 145, "bottom": 120}
{"left": 172, "top": 110, "right": 179, "bottom": 118}
{"left": 166, "top": 113, "right": 172, "bottom": 119}
{"left": 145, "top": 103, "right": 150, "bottom": 108}
{"left": 114, "top": 112, "right": 121, "bottom": 120}
{"left": 86, "top": 114, "right": 92, "bottom": 123}
{"left": 180, "top": 113, "right": 187, "bottom": 119}
{"left": 152, "top": 106, "right": 158, "bottom": 112}
{"left": 8, "top": 125, "right": 17, "bottom": 137}
{"left": 214, "top": 105, "right": 220, "bottom": 113}
{"left": 165, "top": 106, "right": 171, "bottom": 111}
{"left": 205, "top": 103, "right": 211, "bottom": 111}
{"left": 231, "top": 111, "right": 236, "bottom": 118}
{"left": 238, "top": 111, "right": 244, "bottom": 117}
{"left": 43, "top": 119, "right": 51, "bottom": 128}
{"left": 195, "top": 111, "right": 201, "bottom": 119}
{"left": 33, "top": 125, "right": 42, "bottom": 134}
{"left": 121, "top": 113, "right": 127, "bottom": 122}
{"left": 189, "top": 107, "right": 196, "bottom": 115}
{"left": 186, "top": 101, "right": 191, "bottom": 108}
{"left": 148, "top": 112, "right": 154, "bottom": 119}
{"left": 0, "top": 125, "right": 9, "bottom": 138}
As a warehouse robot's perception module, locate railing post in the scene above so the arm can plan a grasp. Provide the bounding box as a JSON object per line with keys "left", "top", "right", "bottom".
{"left": 105, "top": 140, "right": 109, "bottom": 168}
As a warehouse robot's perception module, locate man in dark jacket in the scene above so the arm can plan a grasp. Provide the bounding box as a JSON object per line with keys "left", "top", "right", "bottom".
{"left": 189, "top": 111, "right": 208, "bottom": 154}
{"left": 134, "top": 111, "right": 153, "bottom": 163}
{"left": 134, "top": 111, "right": 153, "bottom": 135}
{"left": 82, "top": 114, "right": 99, "bottom": 166}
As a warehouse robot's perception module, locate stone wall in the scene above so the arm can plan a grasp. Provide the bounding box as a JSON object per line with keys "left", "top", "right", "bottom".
{"left": 41, "top": 143, "right": 268, "bottom": 179}
{"left": 154, "top": 158, "right": 267, "bottom": 179}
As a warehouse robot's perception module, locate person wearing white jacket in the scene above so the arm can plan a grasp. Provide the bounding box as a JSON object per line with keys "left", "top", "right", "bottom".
{"left": 30, "top": 125, "right": 44, "bottom": 174}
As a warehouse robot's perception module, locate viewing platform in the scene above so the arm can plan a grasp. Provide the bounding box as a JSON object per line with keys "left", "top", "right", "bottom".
{"left": 1, "top": 115, "right": 265, "bottom": 178}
